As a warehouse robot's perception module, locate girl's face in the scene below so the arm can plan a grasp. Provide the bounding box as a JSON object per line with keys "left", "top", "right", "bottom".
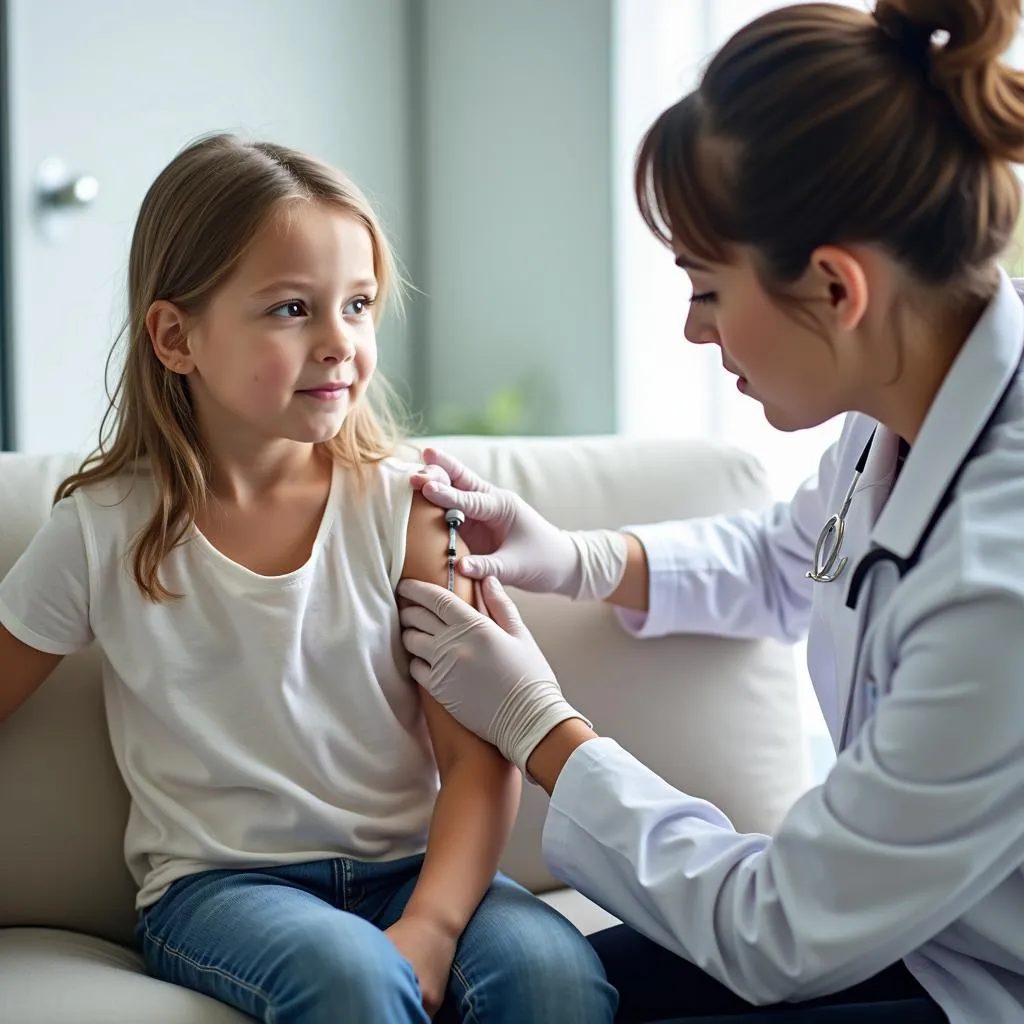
{"left": 179, "top": 201, "right": 379, "bottom": 447}
{"left": 680, "top": 248, "right": 863, "bottom": 433}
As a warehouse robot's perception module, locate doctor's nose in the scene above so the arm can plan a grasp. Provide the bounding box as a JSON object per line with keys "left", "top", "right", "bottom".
{"left": 684, "top": 305, "right": 718, "bottom": 347}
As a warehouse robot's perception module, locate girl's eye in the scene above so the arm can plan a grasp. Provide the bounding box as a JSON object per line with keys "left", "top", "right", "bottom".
{"left": 690, "top": 291, "right": 717, "bottom": 305}
{"left": 270, "top": 300, "right": 307, "bottom": 318}
{"left": 344, "top": 296, "right": 376, "bottom": 317}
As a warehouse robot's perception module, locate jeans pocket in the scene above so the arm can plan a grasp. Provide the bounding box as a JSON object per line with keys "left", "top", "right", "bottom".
{"left": 334, "top": 852, "right": 425, "bottom": 919}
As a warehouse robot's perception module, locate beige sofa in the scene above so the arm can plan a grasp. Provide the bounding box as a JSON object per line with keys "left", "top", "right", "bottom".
{"left": 0, "top": 435, "right": 809, "bottom": 1023}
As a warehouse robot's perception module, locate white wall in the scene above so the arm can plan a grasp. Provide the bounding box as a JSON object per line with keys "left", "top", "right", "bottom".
{"left": 419, "top": 0, "right": 616, "bottom": 435}
{"left": 6, "top": 0, "right": 414, "bottom": 453}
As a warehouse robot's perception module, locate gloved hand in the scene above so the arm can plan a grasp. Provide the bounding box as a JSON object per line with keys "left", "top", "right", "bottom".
{"left": 398, "top": 576, "right": 589, "bottom": 771}
{"left": 411, "top": 448, "right": 628, "bottom": 601}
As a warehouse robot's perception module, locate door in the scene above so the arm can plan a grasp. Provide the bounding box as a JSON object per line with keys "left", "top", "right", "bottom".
{"left": 3, "top": 0, "right": 413, "bottom": 454}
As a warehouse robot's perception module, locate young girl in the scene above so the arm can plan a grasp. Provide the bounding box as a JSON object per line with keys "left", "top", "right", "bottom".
{"left": 0, "top": 134, "right": 615, "bottom": 1023}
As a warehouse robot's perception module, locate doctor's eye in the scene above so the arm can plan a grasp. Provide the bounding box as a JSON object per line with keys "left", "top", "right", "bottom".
{"left": 690, "top": 291, "right": 717, "bottom": 305}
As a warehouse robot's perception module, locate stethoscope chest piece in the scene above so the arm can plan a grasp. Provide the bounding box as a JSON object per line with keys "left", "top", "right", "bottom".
{"left": 807, "top": 511, "right": 850, "bottom": 583}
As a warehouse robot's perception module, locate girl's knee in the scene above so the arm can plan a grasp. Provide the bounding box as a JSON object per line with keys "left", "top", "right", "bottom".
{"left": 511, "top": 931, "right": 617, "bottom": 1019}
{"left": 278, "top": 923, "right": 426, "bottom": 1023}
{"left": 461, "top": 902, "right": 617, "bottom": 1021}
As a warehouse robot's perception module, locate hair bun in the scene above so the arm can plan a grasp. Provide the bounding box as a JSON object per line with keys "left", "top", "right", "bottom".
{"left": 875, "top": 0, "right": 1024, "bottom": 161}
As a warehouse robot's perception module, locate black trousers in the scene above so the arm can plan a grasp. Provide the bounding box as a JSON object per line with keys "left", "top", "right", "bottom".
{"left": 589, "top": 925, "right": 948, "bottom": 1023}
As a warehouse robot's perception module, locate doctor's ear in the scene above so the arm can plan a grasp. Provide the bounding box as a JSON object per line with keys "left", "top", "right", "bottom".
{"left": 807, "top": 247, "right": 869, "bottom": 334}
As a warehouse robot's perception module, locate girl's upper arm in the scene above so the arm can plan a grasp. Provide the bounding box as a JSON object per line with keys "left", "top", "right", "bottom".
{"left": 0, "top": 496, "right": 93, "bottom": 723}
{"left": 399, "top": 491, "right": 476, "bottom": 606}
{"left": 0, "top": 625, "right": 63, "bottom": 724}
{"left": 399, "top": 490, "right": 492, "bottom": 774}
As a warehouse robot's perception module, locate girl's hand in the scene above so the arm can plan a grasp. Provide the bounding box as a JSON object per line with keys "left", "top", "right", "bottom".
{"left": 384, "top": 913, "right": 458, "bottom": 1018}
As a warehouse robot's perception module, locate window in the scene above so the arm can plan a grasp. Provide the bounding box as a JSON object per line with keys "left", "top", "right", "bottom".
{"left": 613, "top": 1, "right": 861, "bottom": 782}
{"left": 615, "top": 0, "right": 1024, "bottom": 468}
{"left": 613, "top": 0, "right": 855, "bottom": 492}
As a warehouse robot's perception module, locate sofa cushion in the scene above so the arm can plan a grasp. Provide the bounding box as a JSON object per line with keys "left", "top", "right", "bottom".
{"left": 0, "top": 892, "right": 612, "bottom": 1024}
{"left": 539, "top": 887, "right": 620, "bottom": 937}
{"left": 0, "top": 438, "right": 808, "bottom": 945}
{"left": 0, "top": 928, "right": 247, "bottom": 1023}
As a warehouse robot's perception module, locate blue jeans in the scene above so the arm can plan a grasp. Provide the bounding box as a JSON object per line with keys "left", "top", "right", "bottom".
{"left": 589, "top": 926, "right": 947, "bottom": 1023}
{"left": 137, "top": 853, "right": 616, "bottom": 1023}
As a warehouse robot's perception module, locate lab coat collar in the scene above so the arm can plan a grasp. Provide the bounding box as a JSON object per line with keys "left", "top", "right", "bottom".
{"left": 870, "top": 268, "right": 1024, "bottom": 559}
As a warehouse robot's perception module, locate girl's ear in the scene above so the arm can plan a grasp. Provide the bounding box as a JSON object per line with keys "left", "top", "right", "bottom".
{"left": 146, "top": 300, "right": 195, "bottom": 374}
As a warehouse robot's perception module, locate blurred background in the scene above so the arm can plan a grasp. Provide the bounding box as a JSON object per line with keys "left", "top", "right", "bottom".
{"left": 3, "top": 0, "right": 1024, "bottom": 776}
{"left": 6, "top": 0, "right": 1024, "bottom": 468}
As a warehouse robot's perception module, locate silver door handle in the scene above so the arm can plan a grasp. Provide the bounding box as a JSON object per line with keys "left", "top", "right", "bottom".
{"left": 39, "top": 174, "right": 99, "bottom": 209}
{"left": 35, "top": 157, "right": 99, "bottom": 211}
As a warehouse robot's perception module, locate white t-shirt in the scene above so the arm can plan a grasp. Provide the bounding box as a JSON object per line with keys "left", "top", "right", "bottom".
{"left": 0, "top": 457, "right": 438, "bottom": 908}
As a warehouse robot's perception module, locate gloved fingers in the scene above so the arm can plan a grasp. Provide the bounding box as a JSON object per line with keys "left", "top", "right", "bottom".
{"left": 398, "top": 604, "right": 446, "bottom": 637}
{"left": 401, "top": 627, "right": 437, "bottom": 664}
{"left": 479, "top": 577, "right": 526, "bottom": 636}
{"left": 457, "top": 554, "right": 508, "bottom": 581}
{"left": 411, "top": 464, "right": 452, "bottom": 491}
{"left": 407, "top": 656, "right": 431, "bottom": 687}
{"left": 419, "top": 482, "right": 506, "bottom": 524}
{"left": 422, "top": 448, "right": 494, "bottom": 493}
{"left": 397, "top": 578, "right": 480, "bottom": 626}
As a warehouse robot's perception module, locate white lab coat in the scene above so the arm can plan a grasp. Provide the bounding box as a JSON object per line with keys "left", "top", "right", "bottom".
{"left": 542, "top": 269, "right": 1024, "bottom": 1023}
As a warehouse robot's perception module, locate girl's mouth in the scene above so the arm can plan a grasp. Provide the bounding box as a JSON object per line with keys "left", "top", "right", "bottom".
{"left": 298, "top": 382, "right": 351, "bottom": 402}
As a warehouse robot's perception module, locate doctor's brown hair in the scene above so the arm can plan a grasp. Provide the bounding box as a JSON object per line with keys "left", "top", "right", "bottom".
{"left": 636, "top": 0, "right": 1024, "bottom": 302}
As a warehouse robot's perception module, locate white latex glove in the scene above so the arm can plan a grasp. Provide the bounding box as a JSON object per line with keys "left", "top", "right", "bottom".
{"left": 398, "top": 576, "right": 589, "bottom": 771}
{"left": 410, "top": 447, "right": 628, "bottom": 601}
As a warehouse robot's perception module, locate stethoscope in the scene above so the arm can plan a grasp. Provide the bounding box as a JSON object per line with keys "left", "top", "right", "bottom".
{"left": 821, "top": 387, "right": 1012, "bottom": 750}
{"left": 808, "top": 374, "right": 1015, "bottom": 614}
{"left": 805, "top": 435, "right": 892, "bottom": 587}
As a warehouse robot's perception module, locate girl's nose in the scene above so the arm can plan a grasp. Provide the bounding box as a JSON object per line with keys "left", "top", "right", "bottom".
{"left": 316, "top": 318, "right": 356, "bottom": 363}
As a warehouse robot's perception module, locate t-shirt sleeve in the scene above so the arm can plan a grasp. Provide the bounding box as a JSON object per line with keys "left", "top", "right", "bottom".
{"left": 0, "top": 495, "right": 93, "bottom": 655}
{"left": 374, "top": 457, "right": 418, "bottom": 589}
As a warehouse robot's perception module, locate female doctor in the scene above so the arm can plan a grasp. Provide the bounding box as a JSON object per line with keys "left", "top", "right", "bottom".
{"left": 400, "top": 1, "right": 1024, "bottom": 1021}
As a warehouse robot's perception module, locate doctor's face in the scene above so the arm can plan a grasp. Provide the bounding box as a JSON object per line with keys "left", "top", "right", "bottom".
{"left": 681, "top": 249, "right": 855, "bottom": 432}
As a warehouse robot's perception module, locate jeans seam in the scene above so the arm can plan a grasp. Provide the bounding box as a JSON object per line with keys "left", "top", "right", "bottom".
{"left": 450, "top": 958, "right": 482, "bottom": 1024}
{"left": 339, "top": 856, "right": 364, "bottom": 910}
{"left": 144, "top": 921, "right": 277, "bottom": 1024}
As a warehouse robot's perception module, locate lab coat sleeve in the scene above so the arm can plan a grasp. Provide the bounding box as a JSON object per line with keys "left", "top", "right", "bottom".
{"left": 545, "top": 583, "right": 1024, "bottom": 1005}
{"left": 615, "top": 430, "right": 850, "bottom": 644}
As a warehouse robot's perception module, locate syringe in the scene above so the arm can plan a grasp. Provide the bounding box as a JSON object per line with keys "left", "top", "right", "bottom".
{"left": 445, "top": 508, "right": 466, "bottom": 591}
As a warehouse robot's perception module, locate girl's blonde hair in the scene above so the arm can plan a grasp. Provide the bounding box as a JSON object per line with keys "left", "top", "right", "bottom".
{"left": 56, "top": 133, "right": 406, "bottom": 602}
